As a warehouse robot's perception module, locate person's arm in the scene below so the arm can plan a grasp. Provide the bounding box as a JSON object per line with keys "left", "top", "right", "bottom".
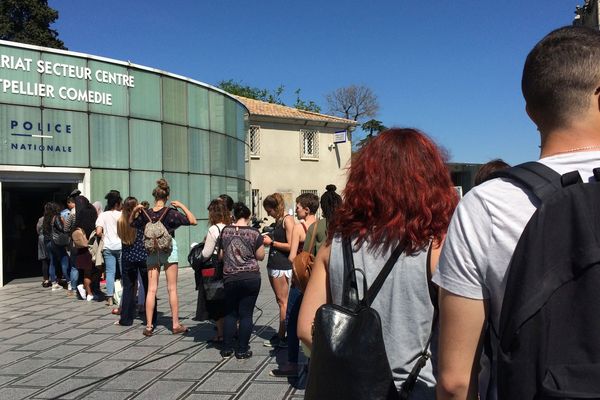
{"left": 288, "top": 225, "right": 302, "bottom": 262}
{"left": 436, "top": 289, "right": 487, "bottom": 400}
{"left": 170, "top": 200, "right": 197, "bottom": 226}
{"left": 95, "top": 214, "right": 104, "bottom": 237}
{"left": 255, "top": 244, "right": 265, "bottom": 261}
{"left": 201, "top": 227, "right": 218, "bottom": 259}
{"left": 297, "top": 243, "right": 331, "bottom": 349}
{"left": 130, "top": 204, "right": 145, "bottom": 225}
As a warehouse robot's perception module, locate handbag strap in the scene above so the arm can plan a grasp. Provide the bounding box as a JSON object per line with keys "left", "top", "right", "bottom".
{"left": 342, "top": 238, "right": 359, "bottom": 308}
{"left": 307, "top": 219, "right": 319, "bottom": 254}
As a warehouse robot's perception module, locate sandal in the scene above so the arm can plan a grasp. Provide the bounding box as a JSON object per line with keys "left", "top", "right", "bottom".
{"left": 172, "top": 325, "right": 189, "bottom": 335}
{"left": 143, "top": 327, "right": 154, "bottom": 337}
{"left": 111, "top": 308, "right": 121, "bottom": 315}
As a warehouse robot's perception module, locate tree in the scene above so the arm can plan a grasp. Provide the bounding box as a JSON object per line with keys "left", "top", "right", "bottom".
{"left": 0, "top": 0, "right": 66, "bottom": 49}
{"left": 218, "top": 80, "right": 322, "bottom": 112}
{"left": 357, "top": 119, "right": 387, "bottom": 148}
{"left": 325, "top": 85, "right": 379, "bottom": 121}
{"left": 293, "top": 89, "right": 321, "bottom": 113}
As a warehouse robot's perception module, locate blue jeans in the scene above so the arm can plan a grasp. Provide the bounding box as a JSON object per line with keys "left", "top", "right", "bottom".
{"left": 103, "top": 249, "right": 121, "bottom": 296}
{"left": 286, "top": 286, "right": 303, "bottom": 363}
{"left": 47, "top": 242, "right": 68, "bottom": 282}
{"left": 223, "top": 278, "right": 261, "bottom": 354}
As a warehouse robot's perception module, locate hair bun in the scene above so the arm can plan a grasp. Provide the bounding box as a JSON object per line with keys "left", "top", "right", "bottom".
{"left": 156, "top": 178, "right": 169, "bottom": 191}
{"left": 326, "top": 184, "right": 337, "bottom": 192}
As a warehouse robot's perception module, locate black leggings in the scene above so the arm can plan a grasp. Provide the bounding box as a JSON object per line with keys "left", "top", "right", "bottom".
{"left": 120, "top": 260, "right": 156, "bottom": 326}
{"left": 223, "top": 278, "right": 261, "bottom": 353}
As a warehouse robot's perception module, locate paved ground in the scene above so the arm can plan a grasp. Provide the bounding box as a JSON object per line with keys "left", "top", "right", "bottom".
{"left": 0, "top": 265, "right": 307, "bottom": 400}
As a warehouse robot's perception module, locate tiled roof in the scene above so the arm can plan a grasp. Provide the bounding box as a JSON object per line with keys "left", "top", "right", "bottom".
{"left": 234, "top": 96, "right": 358, "bottom": 126}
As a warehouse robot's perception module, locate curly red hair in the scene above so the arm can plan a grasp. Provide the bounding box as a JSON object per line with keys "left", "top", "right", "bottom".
{"left": 328, "top": 128, "right": 458, "bottom": 255}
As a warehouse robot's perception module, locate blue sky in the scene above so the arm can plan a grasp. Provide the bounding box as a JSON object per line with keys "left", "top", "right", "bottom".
{"left": 51, "top": 0, "right": 578, "bottom": 164}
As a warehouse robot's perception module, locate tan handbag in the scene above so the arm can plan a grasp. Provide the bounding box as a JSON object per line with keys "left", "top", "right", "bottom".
{"left": 71, "top": 228, "right": 88, "bottom": 248}
{"left": 292, "top": 220, "right": 319, "bottom": 292}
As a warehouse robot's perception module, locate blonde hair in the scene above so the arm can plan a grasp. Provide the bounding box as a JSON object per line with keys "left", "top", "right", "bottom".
{"left": 117, "top": 196, "right": 138, "bottom": 245}
{"left": 152, "top": 178, "right": 170, "bottom": 201}
{"left": 263, "top": 193, "right": 285, "bottom": 221}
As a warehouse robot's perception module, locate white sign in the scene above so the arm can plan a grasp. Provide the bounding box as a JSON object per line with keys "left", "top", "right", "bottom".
{"left": 334, "top": 130, "right": 347, "bottom": 144}
{"left": 0, "top": 54, "right": 135, "bottom": 106}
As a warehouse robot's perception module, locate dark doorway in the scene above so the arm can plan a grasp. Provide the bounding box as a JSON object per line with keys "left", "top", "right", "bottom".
{"left": 2, "top": 182, "right": 77, "bottom": 284}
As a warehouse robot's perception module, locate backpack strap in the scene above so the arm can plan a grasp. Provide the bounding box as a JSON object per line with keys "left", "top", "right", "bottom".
{"left": 157, "top": 207, "right": 170, "bottom": 222}
{"left": 490, "top": 161, "right": 563, "bottom": 203}
{"left": 363, "top": 242, "right": 405, "bottom": 306}
{"left": 141, "top": 208, "right": 152, "bottom": 223}
{"left": 342, "top": 238, "right": 359, "bottom": 308}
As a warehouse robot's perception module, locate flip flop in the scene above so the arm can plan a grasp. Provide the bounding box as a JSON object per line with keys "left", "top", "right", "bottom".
{"left": 172, "top": 325, "right": 189, "bottom": 334}
{"left": 143, "top": 327, "right": 154, "bottom": 337}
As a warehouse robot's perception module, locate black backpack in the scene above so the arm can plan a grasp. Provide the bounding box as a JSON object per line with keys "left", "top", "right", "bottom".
{"left": 492, "top": 162, "right": 600, "bottom": 399}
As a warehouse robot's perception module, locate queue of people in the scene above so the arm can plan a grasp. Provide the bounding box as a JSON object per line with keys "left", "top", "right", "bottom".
{"left": 30, "top": 25, "right": 600, "bottom": 399}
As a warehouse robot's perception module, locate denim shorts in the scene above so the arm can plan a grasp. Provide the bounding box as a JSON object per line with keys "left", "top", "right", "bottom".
{"left": 146, "top": 238, "right": 178, "bottom": 267}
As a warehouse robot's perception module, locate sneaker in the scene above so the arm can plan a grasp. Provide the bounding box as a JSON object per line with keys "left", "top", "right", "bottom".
{"left": 235, "top": 350, "right": 253, "bottom": 359}
{"left": 58, "top": 279, "right": 68, "bottom": 289}
{"left": 86, "top": 294, "right": 94, "bottom": 302}
{"left": 67, "top": 282, "right": 72, "bottom": 291}
{"left": 76, "top": 284, "right": 86, "bottom": 299}
{"left": 51, "top": 282, "right": 61, "bottom": 291}
{"left": 42, "top": 280, "right": 51, "bottom": 288}
{"left": 220, "top": 349, "right": 234, "bottom": 359}
{"left": 263, "top": 334, "right": 281, "bottom": 348}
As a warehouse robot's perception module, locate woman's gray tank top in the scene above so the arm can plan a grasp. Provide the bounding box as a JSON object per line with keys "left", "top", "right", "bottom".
{"left": 329, "top": 235, "right": 436, "bottom": 399}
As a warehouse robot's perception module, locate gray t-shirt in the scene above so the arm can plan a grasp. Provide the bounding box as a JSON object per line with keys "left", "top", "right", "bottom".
{"left": 329, "top": 235, "right": 435, "bottom": 399}
{"left": 433, "top": 151, "right": 600, "bottom": 400}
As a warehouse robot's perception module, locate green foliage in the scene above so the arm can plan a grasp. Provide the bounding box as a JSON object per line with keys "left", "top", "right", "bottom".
{"left": 294, "top": 89, "right": 321, "bottom": 113}
{"left": 0, "top": 0, "right": 66, "bottom": 49}
{"left": 356, "top": 119, "right": 387, "bottom": 149}
{"left": 218, "top": 80, "right": 321, "bottom": 112}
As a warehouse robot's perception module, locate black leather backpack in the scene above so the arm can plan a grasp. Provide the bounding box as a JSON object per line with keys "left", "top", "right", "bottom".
{"left": 305, "top": 239, "right": 433, "bottom": 400}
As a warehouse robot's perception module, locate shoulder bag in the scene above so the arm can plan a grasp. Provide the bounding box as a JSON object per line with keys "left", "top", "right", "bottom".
{"left": 203, "top": 226, "right": 225, "bottom": 301}
{"left": 51, "top": 216, "right": 70, "bottom": 247}
{"left": 292, "top": 219, "right": 319, "bottom": 292}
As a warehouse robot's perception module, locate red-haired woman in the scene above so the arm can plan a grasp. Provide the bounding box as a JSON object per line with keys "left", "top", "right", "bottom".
{"left": 298, "top": 128, "right": 458, "bottom": 399}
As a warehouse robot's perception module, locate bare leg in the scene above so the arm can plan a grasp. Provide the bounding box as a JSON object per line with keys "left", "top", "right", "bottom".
{"left": 146, "top": 266, "right": 160, "bottom": 329}
{"left": 269, "top": 274, "right": 289, "bottom": 337}
{"left": 164, "top": 263, "right": 181, "bottom": 329}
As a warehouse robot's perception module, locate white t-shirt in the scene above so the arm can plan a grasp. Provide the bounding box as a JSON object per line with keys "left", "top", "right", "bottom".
{"left": 432, "top": 150, "right": 600, "bottom": 399}
{"left": 201, "top": 223, "right": 225, "bottom": 259}
{"left": 96, "top": 210, "right": 122, "bottom": 251}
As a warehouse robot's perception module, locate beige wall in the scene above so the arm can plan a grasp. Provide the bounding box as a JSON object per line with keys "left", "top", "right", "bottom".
{"left": 248, "top": 120, "right": 352, "bottom": 220}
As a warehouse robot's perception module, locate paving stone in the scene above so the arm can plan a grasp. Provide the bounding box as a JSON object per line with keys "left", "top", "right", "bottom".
{"left": 0, "top": 328, "right": 30, "bottom": 339}
{"left": 13, "top": 367, "right": 76, "bottom": 387}
{"left": 0, "top": 344, "right": 18, "bottom": 353}
{"left": 220, "top": 353, "right": 267, "bottom": 372}
{"left": 0, "top": 387, "right": 39, "bottom": 400}
{"left": 133, "top": 379, "right": 194, "bottom": 400}
{"left": 4, "top": 334, "right": 54, "bottom": 347}
{"left": 32, "top": 377, "right": 98, "bottom": 399}
{"left": 53, "top": 352, "right": 107, "bottom": 368}
{"left": 183, "top": 394, "right": 231, "bottom": 400}
{"left": 79, "top": 390, "right": 134, "bottom": 400}
{"left": 0, "top": 375, "right": 19, "bottom": 386}
{"left": 159, "top": 340, "right": 199, "bottom": 355}
{"left": 0, "top": 351, "right": 35, "bottom": 366}
{"left": 35, "top": 323, "right": 70, "bottom": 334}
{"left": 69, "top": 334, "right": 113, "bottom": 346}
{"left": 76, "top": 360, "right": 135, "bottom": 379}
{"left": 163, "top": 361, "right": 214, "bottom": 380}
{"left": 52, "top": 328, "right": 94, "bottom": 339}
{"left": 197, "top": 371, "right": 252, "bottom": 392}
{"left": 104, "top": 369, "right": 162, "bottom": 390}
{"left": 0, "top": 357, "right": 56, "bottom": 375}
{"left": 35, "top": 345, "right": 87, "bottom": 359}
{"left": 109, "top": 345, "right": 159, "bottom": 361}
{"left": 12, "top": 333, "right": 66, "bottom": 351}
{"left": 135, "top": 353, "right": 187, "bottom": 370}
{"left": 137, "top": 333, "right": 181, "bottom": 347}
{"left": 87, "top": 339, "right": 136, "bottom": 353}
{"left": 237, "top": 383, "right": 291, "bottom": 400}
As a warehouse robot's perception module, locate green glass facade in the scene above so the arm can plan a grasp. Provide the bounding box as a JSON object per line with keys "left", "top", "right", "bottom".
{"left": 0, "top": 41, "right": 250, "bottom": 263}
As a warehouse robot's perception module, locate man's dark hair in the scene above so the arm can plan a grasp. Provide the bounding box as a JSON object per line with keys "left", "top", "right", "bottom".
{"left": 296, "top": 193, "right": 320, "bottom": 214}
{"left": 232, "top": 202, "right": 251, "bottom": 220}
{"left": 474, "top": 159, "right": 510, "bottom": 186}
{"left": 104, "top": 190, "right": 122, "bottom": 211}
{"left": 522, "top": 26, "right": 600, "bottom": 130}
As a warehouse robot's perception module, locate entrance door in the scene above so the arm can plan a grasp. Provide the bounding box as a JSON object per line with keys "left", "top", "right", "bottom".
{"left": 1, "top": 182, "right": 78, "bottom": 285}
